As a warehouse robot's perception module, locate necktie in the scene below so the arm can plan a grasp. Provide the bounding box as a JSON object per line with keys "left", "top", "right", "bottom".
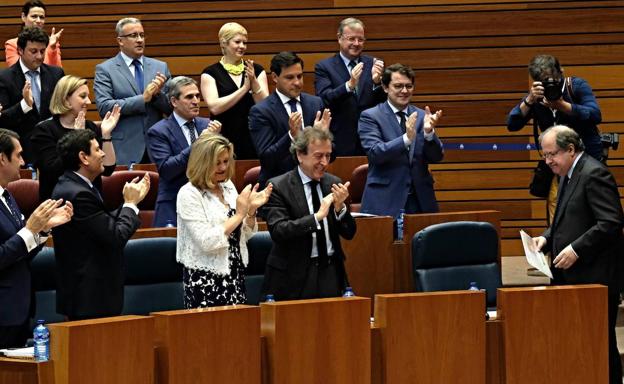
{"left": 2, "top": 190, "right": 23, "bottom": 227}
{"left": 557, "top": 175, "right": 569, "bottom": 206}
{"left": 397, "top": 111, "right": 407, "bottom": 133}
{"left": 26, "top": 70, "right": 41, "bottom": 111}
{"left": 348, "top": 60, "right": 358, "bottom": 95}
{"left": 132, "top": 59, "right": 144, "bottom": 93}
{"left": 185, "top": 120, "right": 197, "bottom": 144}
{"left": 287, "top": 98, "right": 298, "bottom": 114}
{"left": 309, "top": 180, "right": 329, "bottom": 265}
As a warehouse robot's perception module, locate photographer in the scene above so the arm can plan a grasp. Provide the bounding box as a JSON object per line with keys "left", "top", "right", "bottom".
{"left": 507, "top": 54, "right": 603, "bottom": 161}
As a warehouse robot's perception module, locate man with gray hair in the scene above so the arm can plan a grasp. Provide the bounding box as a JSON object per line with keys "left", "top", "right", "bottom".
{"left": 262, "top": 126, "right": 356, "bottom": 300}
{"left": 314, "top": 17, "right": 386, "bottom": 156}
{"left": 146, "top": 76, "right": 221, "bottom": 227}
{"left": 531, "top": 125, "right": 623, "bottom": 384}
{"left": 94, "top": 17, "right": 172, "bottom": 166}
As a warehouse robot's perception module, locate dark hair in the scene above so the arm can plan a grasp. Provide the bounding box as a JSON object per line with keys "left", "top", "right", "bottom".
{"left": 167, "top": 76, "right": 197, "bottom": 100}
{"left": 22, "top": 1, "right": 46, "bottom": 16}
{"left": 270, "top": 51, "right": 304, "bottom": 76}
{"left": 57, "top": 129, "right": 97, "bottom": 171}
{"left": 290, "top": 126, "right": 333, "bottom": 158}
{"left": 17, "top": 26, "right": 49, "bottom": 50}
{"left": 0, "top": 129, "right": 20, "bottom": 159}
{"left": 528, "top": 55, "right": 562, "bottom": 81}
{"left": 381, "top": 63, "right": 415, "bottom": 87}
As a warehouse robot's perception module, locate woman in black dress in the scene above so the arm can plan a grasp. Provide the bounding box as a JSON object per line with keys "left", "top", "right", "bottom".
{"left": 31, "top": 75, "right": 120, "bottom": 201}
{"left": 200, "top": 22, "right": 268, "bottom": 159}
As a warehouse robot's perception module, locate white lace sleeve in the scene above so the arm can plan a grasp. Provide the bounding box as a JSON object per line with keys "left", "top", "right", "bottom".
{"left": 177, "top": 186, "right": 229, "bottom": 255}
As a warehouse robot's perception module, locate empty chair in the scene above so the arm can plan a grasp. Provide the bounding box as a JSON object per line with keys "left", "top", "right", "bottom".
{"left": 245, "top": 231, "right": 272, "bottom": 305}
{"left": 348, "top": 164, "right": 368, "bottom": 212}
{"left": 242, "top": 165, "right": 261, "bottom": 190}
{"left": 412, "top": 221, "right": 501, "bottom": 308}
{"left": 101, "top": 170, "right": 159, "bottom": 228}
{"left": 7, "top": 178, "right": 39, "bottom": 219}
{"left": 31, "top": 246, "right": 64, "bottom": 324}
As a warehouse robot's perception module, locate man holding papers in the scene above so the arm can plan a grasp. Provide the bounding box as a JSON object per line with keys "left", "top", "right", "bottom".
{"left": 531, "top": 125, "right": 623, "bottom": 384}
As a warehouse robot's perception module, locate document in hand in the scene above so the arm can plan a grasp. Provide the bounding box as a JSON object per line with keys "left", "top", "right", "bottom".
{"left": 519, "top": 230, "right": 553, "bottom": 279}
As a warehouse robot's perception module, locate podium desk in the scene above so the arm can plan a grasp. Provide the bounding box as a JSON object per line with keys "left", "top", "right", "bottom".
{"left": 0, "top": 358, "right": 53, "bottom": 384}
{"left": 261, "top": 297, "right": 371, "bottom": 384}
{"left": 497, "top": 285, "right": 608, "bottom": 384}
{"left": 48, "top": 315, "right": 154, "bottom": 384}
{"left": 152, "top": 305, "right": 260, "bottom": 384}
{"left": 373, "top": 291, "right": 486, "bottom": 384}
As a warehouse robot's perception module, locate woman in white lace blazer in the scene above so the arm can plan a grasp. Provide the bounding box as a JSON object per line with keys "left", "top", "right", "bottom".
{"left": 176, "top": 134, "right": 272, "bottom": 308}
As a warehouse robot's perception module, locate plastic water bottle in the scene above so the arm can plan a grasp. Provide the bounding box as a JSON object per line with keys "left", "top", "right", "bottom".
{"left": 265, "top": 294, "right": 275, "bottom": 303}
{"left": 129, "top": 161, "right": 136, "bottom": 171}
{"left": 27, "top": 164, "right": 37, "bottom": 180}
{"left": 396, "top": 209, "right": 405, "bottom": 241}
{"left": 33, "top": 320, "right": 50, "bottom": 362}
{"left": 342, "top": 287, "right": 355, "bottom": 297}
{"left": 164, "top": 220, "right": 175, "bottom": 228}
{"left": 468, "top": 281, "right": 479, "bottom": 291}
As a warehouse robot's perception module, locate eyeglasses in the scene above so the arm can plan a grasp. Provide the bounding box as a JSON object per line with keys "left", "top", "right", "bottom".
{"left": 341, "top": 35, "right": 366, "bottom": 43}
{"left": 312, "top": 153, "right": 332, "bottom": 161}
{"left": 541, "top": 149, "right": 562, "bottom": 160}
{"left": 119, "top": 32, "right": 145, "bottom": 40}
{"left": 390, "top": 83, "right": 414, "bottom": 91}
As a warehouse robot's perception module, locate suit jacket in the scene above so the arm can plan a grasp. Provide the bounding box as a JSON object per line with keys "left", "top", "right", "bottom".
{"left": 94, "top": 53, "right": 172, "bottom": 165}
{"left": 262, "top": 169, "right": 356, "bottom": 300}
{"left": 0, "top": 191, "right": 41, "bottom": 326}
{"left": 314, "top": 53, "right": 386, "bottom": 156}
{"left": 543, "top": 154, "right": 624, "bottom": 288}
{"left": 0, "top": 62, "right": 64, "bottom": 163}
{"left": 249, "top": 92, "right": 324, "bottom": 187}
{"left": 146, "top": 114, "right": 208, "bottom": 227}
{"left": 51, "top": 171, "right": 141, "bottom": 319}
{"left": 358, "top": 102, "right": 444, "bottom": 218}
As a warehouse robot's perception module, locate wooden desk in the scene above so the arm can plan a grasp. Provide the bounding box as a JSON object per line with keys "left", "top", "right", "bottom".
{"left": 0, "top": 358, "right": 53, "bottom": 384}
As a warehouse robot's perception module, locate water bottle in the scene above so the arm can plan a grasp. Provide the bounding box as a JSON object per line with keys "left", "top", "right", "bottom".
{"left": 468, "top": 281, "right": 479, "bottom": 291}
{"left": 265, "top": 294, "right": 275, "bottom": 303}
{"left": 33, "top": 320, "right": 50, "bottom": 362}
{"left": 129, "top": 161, "right": 136, "bottom": 171}
{"left": 396, "top": 209, "right": 405, "bottom": 241}
{"left": 27, "top": 164, "right": 37, "bottom": 180}
{"left": 164, "top": 220, "right": 175, "bottom": 228}
{"left": 342, "top": 287, "right": 355, "bottom": 297}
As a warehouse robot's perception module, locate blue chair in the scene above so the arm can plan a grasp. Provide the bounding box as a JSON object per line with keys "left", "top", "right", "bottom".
{"left": 245, "top": 231, "right": 272, "bottom": 305}
{"left": 122, "top": 237, "right": 183, "bottom": 315}
{"left": 412, "top": 221, "right": 502, "bottom": 309}
{"left": 30, "top": 246, "right": 64, "bottom": 324}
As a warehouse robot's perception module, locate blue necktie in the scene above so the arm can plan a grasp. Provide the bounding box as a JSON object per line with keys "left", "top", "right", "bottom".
{"left": 185, "top": 120, "right": 197, "bottom": 144}
{"left": 3, "top": 190, "right": 23, "bottom": 228}
{"left": 26, "top": 70, "right": 41, "bottom": 111}
{"left": 348, "top": 60, "right": 358, "bottom": 95}
{"left": 132, "top": 59, "right": 144, "bottom": 93}
{"left": 287, "top": 98, "right": 298, "bottom": 114}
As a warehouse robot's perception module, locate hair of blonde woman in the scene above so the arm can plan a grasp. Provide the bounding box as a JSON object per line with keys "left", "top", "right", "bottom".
{"left": 49, "top": 75, "right": 88, "bottom": 115}
{"left": 187, "top": 134, "right": 235, "bottom": 190}
{"left": 218, "top": 22, "right": 248, "bottom": 54}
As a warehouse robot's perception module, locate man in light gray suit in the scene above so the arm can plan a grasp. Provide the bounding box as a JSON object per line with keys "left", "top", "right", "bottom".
{"left": 94, "top": 17, "right": 172, "bottom": 165}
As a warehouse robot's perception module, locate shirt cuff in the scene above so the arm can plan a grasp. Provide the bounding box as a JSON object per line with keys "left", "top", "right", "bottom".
{"left": 313, "top": 215, "right": 321, "bottom": 230}
{"left": 123, "top": 203, "right": 140, "bottom": 215}
{"left": 334, "top": 204, "right": 347, "bottom": 220}
{"left": 21, "top": 99, "right": 33, "bottom": 114}
{"left": 17, "top": 227, "right": 43, "bottom": 252}
{"left": 424, "top": 128, "right": 435, "bottom": 141}
{"left": 569, "top": 244, "right": 578, "bottom": 259}
{"left": 345, "top": 81, "right": 354, "bottom": 93}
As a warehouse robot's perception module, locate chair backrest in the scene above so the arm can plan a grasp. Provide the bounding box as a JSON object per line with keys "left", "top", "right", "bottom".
{"left": 242, "top": 166, "right": 261, "bottom": 190}
{"left": 412, "top": 221, "right": 501, "bottom": 308}
{"left": 31, "top": 246, "right": 65, "bottom": 324}
{"left": 101, "top": 170, "right": 159, "bottom": 211}
{"left": 122, "top": 237, "right": 183, "bottom": 315}
{"left": 244, "top": 231, "right": 272, "bottom": 305}
{"left": 7, "top": 179, "right": 39, "bottom": 219}
{"left": 348, "top": 164, "right": 368, "bottom": 212}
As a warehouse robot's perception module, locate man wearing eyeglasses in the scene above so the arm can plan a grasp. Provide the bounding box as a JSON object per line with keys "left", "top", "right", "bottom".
{"left": 531, "top": 125, "right": 623, "bottom": 384}
{"left": 358, "top": 63, "right": 444, "bottom": 218}
{"left": 314, "top": 17, "right": 386, "bottom": 156}
{"left": 94, "top": 17, "right": 172, "bottom": 166}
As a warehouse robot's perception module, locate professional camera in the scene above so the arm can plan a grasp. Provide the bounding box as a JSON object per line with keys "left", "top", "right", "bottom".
{"left": 542, "top": 77, "right": 564, "bottom": 101}
{"left": 601, "top": 132, "right": 619, "bottom": 162}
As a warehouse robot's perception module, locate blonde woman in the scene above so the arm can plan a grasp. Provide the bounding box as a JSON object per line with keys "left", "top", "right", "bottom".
{"left": 176, "top": 134, "right": 272, "bottom": 307}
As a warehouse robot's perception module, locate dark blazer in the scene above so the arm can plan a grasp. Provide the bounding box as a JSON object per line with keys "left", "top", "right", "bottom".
{"left": 314, "top": 53, "right": 386, "bottom": 156}
{"left": 249, "top": 92, "right": 324, "bottom": 187}
{"left": 358, "top": 102, "right": 444, "bottom": 217}
{"left": 146, "top": 114, "right": 208, "bottom": 227}
{"left": 262, "top": 169, "right": 356, "bottom": 300}
{"left": 543, "top": 154, "right": 624, "bottom": 288}
{"left": 0, "top": 62, "right": 64, "bottom": 163}
{"left": 51, "top": 171, "right": 141, "bottom": 319}
{"left": 0, "top": 191, "right": 41, "bottom": 326}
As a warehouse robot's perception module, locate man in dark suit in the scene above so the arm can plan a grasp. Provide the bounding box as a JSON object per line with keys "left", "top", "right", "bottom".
{"left": 249, "top": 51, "right": 330, "bottom": 188}
{"left": 146, "top": 76, "right": 221, "bottom": 227}
{"left": 52, "top": 129, "right": 150, "bottom": 320}
{"left": 0, "top": 27, "right": 64, "bottom": 164}
{"left": 315, "top": 17, "right": 386, "bottom": 156}
{"left": 94, "top": 17, "right": 172, "bottom": 166}
{"left": 358, "top": 63, "right": 444, "bottom": 218}
{"left": 262, "top": 126, "right": 356, "bottom": 300}
{"left": 532, "top": 125, "right": 624, "bottom": 384}
{"left": 0, "top": 129, "right": 72, "bottom": 348}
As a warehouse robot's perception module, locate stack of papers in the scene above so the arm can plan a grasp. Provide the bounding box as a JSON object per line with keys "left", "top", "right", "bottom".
{"left": 0, "top": 346, "right": 34, "bottom": 359}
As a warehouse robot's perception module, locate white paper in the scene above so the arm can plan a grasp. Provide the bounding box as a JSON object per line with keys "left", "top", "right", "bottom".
{"left": 0, "top": 346, "right": 34, "bottom": 358}
{"left": 519, "top": 230, "right": 553, "bottom": 279}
